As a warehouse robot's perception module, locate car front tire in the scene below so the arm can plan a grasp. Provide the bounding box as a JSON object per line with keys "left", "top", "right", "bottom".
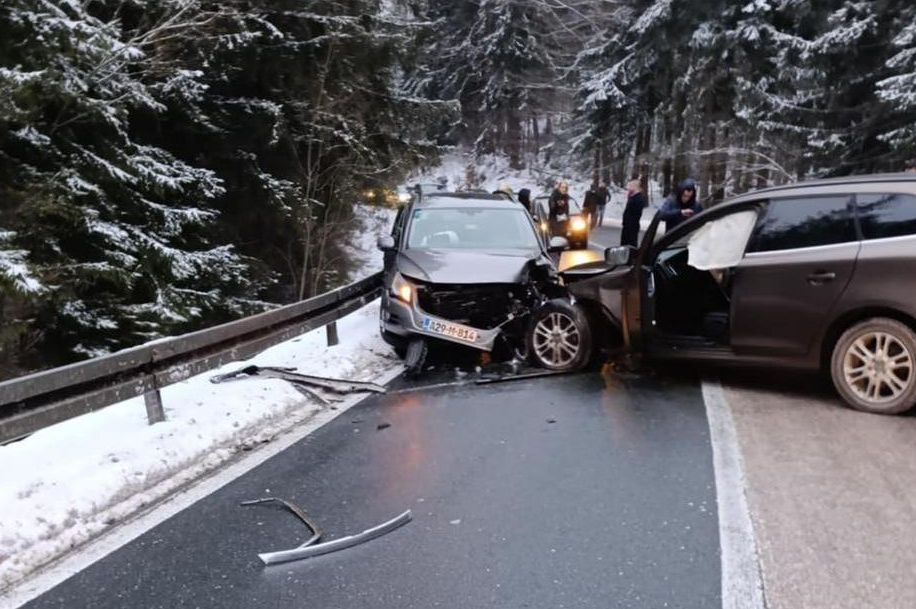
{"left": 527, "top": 299, "right": 592, "bottom": 372}
{"left": 830, "top": 317, "right": 916, "bottom": 415}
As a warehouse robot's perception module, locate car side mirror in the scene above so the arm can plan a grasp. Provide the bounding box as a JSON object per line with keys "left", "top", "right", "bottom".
{"left": 604, "top": 245, "right": 634, "bottom": 266}
{"left": 377, "top": 235, "right": 396, "bottom": 252}
{"left": 548, "top": 236, "right": 569, "bottom": 253}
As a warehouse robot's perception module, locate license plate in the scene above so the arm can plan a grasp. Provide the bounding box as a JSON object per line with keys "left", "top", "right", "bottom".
{"left": 421, "top": 317, "right": 479, "bottom": 343}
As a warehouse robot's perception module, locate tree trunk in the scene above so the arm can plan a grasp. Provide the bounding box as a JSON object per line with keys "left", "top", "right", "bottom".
{"left": 507, "top": 110, "right": 522, "bottom": 169}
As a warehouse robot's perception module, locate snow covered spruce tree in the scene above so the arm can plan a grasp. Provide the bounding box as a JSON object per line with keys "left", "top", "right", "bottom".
{"left": 417, "top": 0, "right": 602, "bottom": 168}
{"left": 572, "top": 0, "right": 916, "bottom": 197}
{"left": 737, "top": 1, "right": 901, "bottom": 176}
{"left": 0, "top": 0, "right": 451, "bottom": 374}
{"left": 876, "top": 1, "right": 916, "bottom": 163}
{"left": 159, "top": 0, "right": 451, "bottom": 300}
{"left": 0, "top": 1, "right": 260, "bottom": 368}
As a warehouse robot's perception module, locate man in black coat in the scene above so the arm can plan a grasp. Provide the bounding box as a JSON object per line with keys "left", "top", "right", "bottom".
{"left": 659, "top": 178, "right": 702, "bottom": 231}
{"left": 621, "top": 177, "right": 647, "bottom": 248}
{"left": 595, "top": 181, "right": 610, "bottom": 227}
{"left": 583, "top": 181, "right": 600, "bottom": 228}
{"left": 517, "top": 188, "right": 532, "bottom": 214}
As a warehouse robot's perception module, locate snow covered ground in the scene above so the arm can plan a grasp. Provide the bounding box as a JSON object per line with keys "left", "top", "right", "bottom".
{"left": 0, "top": 207, "right": 398, "bottom": 591}
{"left": 344, "top": 204, "right": 395, "bottom": 281}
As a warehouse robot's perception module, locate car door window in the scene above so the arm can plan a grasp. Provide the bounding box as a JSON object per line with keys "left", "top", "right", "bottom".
{"left": 748, "top": 195, "right": 855, "bottom": 253}
{"left": 857, "top": 193, "right": 916, "bottom": 239}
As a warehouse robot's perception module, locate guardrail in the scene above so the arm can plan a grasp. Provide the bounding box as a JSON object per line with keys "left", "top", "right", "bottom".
{"left": 0, "top": 272, "right": 384, "bottom": 444}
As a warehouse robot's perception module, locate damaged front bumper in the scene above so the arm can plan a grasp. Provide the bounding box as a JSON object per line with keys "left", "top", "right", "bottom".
{"left": 381, "top": 293, "right": 503, "bottom": 352}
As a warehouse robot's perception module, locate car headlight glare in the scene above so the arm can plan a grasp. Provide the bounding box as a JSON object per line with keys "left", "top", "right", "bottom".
{"left": 570, "top": 217, "right": 587, "bottom": 232}
{"left": 391, "top": 273, "right": 413, "bottom": 303}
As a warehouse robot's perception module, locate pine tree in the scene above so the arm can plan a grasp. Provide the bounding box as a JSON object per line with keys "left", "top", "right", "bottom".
{"left": 0, "top": 0, "right": 259, "bottom": 365}
{"left": 876, "top": 1, "right": 916, "bottom": 163}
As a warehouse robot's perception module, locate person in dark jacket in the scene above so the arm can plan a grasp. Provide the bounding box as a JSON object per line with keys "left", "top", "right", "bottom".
{"left": 621, "top": 177, "right": 647, "bottom": 247}
{"left": 517, "top": 188, "right": 532, "bottom": 213}
{"left": 595, "top": 181, "right": 610, "bottom": 227}
{"left": 548, "top": 181, "right": 571, "bottom": 237}
{"left": 583, "top": 180, "right": 600, "bottom": 227}
{"left": 659, "top": 178, "right": 702, "bottom": 231}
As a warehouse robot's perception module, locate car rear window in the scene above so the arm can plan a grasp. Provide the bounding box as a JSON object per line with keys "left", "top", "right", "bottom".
{"left": 748, "top": 196, "right": 856, "bottom": 253}
{"left": 857, "top": 193, "right": 916, "bottom": 240}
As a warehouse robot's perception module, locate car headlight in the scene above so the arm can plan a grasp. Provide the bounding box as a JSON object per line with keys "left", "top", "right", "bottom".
{"left": 398, "top": 192, "right": 411, "bottom": 204}
{"left": 570, "top": 216, "right": 587, "bottom": 232}
{"left": 391, "top": 272, "right": 414, "bottom": 304}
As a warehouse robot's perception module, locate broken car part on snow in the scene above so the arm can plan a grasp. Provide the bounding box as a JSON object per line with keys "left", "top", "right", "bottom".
{"left": 241, "top": 497, "right": 411, "bottom": 565}
{"left": 211, "top": 366, "right": 387, "bottom": 398}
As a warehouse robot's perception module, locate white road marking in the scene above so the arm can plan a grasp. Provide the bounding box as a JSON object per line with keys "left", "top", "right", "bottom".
{"left": 1, "top": 366, "right": 405, "bottom": 609}
{"left": 702, "top": 378, "right": 767, "bottom": 609}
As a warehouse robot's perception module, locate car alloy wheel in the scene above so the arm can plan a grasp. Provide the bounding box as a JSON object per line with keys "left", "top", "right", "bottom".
{"left": 527, "top": 298, "right": 593, "bottom": 373}
{"left": 843, "top": 332, "right": 912, "bottom": 402}
{"left": 533, "top": 312, "right": 581, "bottom": 368}
{"left": 831, "top": 318, "right": 916, "bottom": 414}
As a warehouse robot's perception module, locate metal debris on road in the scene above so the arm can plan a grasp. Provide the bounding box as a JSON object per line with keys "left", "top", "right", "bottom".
{"left": 475, "top": 369, "right": 570, "bottom": 386}
{"left": 210, "top": 365, "right": 387, "bottom": 395}
{"left": 241, "top": 497, "right": 322, "bottom": 546}
{"left": 241, "top": 497, "right": 412, "bottom": 566}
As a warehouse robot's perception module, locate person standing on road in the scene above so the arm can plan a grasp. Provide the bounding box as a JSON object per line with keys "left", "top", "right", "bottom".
{"left": 659, "top": 178, "right": 702, "bottom": 231}
{"left": 621, "top": 177, "right": 647, "bottom": 248}
{"left": 595, "top": 181, "right": 610, "bottom": 228}
{"left": 583, "top": 180, "right": 600, "bottom": 228}
{"left": 517, "top": 188, "right": 533, "bottom": 214}
{"left": 548, "top": 181, "right": 571, "bottom": 238}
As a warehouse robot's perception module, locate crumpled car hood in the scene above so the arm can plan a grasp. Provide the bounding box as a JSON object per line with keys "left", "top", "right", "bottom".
{"left": 398, "top": 248, "right": 543, "bottom": 284}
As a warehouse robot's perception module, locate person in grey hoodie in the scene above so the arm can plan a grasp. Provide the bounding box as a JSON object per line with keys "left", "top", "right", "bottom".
{"left": 658, "top": 178, "right": 702, "bottom": 231}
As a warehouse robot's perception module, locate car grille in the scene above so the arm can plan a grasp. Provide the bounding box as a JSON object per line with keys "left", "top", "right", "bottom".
{"left": 416, "top": 283, "right": 517, "bottom": 330}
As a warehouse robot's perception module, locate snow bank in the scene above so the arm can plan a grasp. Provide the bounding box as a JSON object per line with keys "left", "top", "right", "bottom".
{"left": 0, "top": 307, "right": 398, "bottom": 589}
{"left": 344, "top": 204, "right": 396, "bottom": 281}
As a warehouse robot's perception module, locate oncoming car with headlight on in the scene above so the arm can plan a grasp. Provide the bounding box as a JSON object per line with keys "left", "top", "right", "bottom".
{"left": 531, "top": 195, "right": 590, "bottom": 249}
{"left": 377, "top": 192, "right": 594, "bottom": 376}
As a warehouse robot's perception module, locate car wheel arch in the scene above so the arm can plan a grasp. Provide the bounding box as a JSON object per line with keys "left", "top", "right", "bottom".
{"left": 820, "top": 306, "right": 916, "bottom": 370}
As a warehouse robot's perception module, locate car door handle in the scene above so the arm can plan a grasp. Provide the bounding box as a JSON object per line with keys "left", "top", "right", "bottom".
{"left": 807, "top": 271, "right": 836, "bottom": 285}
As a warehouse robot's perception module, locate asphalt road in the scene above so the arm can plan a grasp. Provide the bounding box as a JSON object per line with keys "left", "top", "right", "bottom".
{"left": 719, "top": 371, "right": 916, "bottom": 609}
{"left": 23, "top": 371, "right": 720, "bottom": 609}
{"left": 590, "top": 223, "right": 624, "bottom": 250}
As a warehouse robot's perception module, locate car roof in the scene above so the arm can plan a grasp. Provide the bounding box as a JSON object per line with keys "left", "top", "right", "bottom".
{"left": 728, "top": 173, "right": 916, "bottom": 203}
{"left": 415, "top": 192, "right": 521, "bottom": 209}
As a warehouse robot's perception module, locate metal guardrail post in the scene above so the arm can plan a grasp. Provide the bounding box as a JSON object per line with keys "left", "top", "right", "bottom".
{"left": 144, "top": 379, "right": 165, "bottom": 425}
{"left": 326, "top": 321, "right": 339, "bottom": 346}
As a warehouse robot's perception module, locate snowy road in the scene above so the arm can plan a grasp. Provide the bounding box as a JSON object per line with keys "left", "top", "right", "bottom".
{"left": 15, "top": 371, "right": 721, "bottom": 609}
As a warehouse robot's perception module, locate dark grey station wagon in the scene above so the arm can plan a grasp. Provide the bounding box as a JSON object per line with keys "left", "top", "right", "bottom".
{"left": 565, "top": 174, "right": 916, "bottom": 414}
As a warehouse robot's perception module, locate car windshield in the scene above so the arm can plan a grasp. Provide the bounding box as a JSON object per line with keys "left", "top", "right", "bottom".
{"left": 407, "top": 207, "right": 539, "bottom": 250}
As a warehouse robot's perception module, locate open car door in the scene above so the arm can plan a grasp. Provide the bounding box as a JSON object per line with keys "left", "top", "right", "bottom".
{"left": 634, "top": 202, "right": 763, "bottom": 353}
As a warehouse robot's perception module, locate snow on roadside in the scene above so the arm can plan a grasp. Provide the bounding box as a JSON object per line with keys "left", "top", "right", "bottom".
{"left": 0, "top": 301, "right": 399, "bottom": 590}
{"left": 344, "top": 204, "right": 396, "bottom": 281}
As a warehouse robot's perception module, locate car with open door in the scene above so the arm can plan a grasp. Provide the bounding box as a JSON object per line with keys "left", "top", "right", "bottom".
{"left": 377, "top": 191, "right": 593, "bottom": 376}
{"left": 562, "top": 175, "right": 916, "bottom": 415}
{"left": 531, "top": 195, "right": 590, "bottom": 249}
